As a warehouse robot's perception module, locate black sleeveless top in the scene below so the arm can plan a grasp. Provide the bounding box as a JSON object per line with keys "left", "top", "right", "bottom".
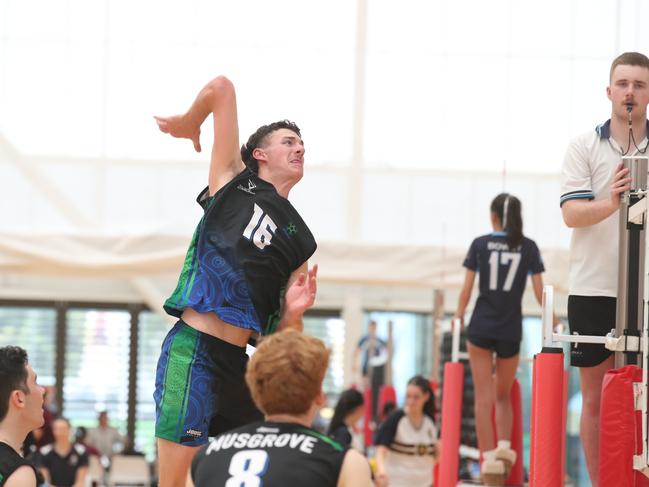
{"left": 191, "top": 421, "right": 347, "bottom": 486}
{"left": 0, "top": 442, "right": 37, "bottom": 486}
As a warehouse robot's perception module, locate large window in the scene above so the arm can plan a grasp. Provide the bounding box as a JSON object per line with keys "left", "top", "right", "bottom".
{"left": 304, "top": 313, "right": 345, "bottom": 396}
{"left": 364, "top": 310, "right": 434, "bottom": 404}
{"left": 0, "top": 306, "right": 57, "bottom": 386}
{"left": 0, "top": 301, "right": 349, "bottom": 462}
{"left": 136, "top": 311, "right": 172, "bottom": 461}
{"left": 63, "top": 308, "right": 130, "bottom": 439}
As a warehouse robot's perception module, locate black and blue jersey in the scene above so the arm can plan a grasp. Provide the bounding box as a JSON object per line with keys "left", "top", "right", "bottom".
{"left": 164, "top": 168, "right": 317, "bottom": 335}
{"left": 464, "top": 231, "right": 544, "bottom": 342}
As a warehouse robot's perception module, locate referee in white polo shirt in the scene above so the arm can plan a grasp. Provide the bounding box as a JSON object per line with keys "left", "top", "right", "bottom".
{"left": 560, "top": 51, "right": 649, "bottom": 487}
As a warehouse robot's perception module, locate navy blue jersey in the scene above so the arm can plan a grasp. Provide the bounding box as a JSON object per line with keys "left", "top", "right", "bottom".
{"left": 164, "top": 168, "right": 317, "bottom": 335}
{"left": 464, "top": 232, "right": 544, "bottom": 342}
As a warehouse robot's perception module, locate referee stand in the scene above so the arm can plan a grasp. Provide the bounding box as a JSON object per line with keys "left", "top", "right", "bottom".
{"left": 531, "top": 155, "right": 649, "bottom": 486}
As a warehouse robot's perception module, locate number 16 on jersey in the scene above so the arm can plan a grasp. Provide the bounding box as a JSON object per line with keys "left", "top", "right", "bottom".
{"left": 243, "top": 204, "right": 277, "bottom": 250}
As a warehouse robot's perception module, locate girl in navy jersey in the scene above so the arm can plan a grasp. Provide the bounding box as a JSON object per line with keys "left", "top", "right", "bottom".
{"left": 454, "top": 193, "right": 546, "bottom": 485}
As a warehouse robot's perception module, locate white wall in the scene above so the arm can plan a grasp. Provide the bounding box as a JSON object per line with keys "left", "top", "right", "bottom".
{"left": 0, "top": 0, "right": 645, "bottom": 313}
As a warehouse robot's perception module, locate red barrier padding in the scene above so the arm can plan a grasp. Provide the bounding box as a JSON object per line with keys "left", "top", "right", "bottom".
{"left": 363, "top": 386, "right": 373, "bottom": 448}
{"left": 438, "top": 362, "right": 464, "bottom": 487}
{"left": 561, "top": 369, "right": 569, "bottom": 483}
{"left": 599, "top": 365, "right": 649, "bottom": 487}
{"left": 530, "top": 350, "right": 564, "bottom": 486}
{"left": 507, "top": 379, "right": 524, "bottom": 485}
{"left": 377, "top": 384, "right": 397, "bottom": 422}
{"left": 530, "top": 351, "right": 539, "bottom": 478}
{"left": 488, "top": 379, "right": 524, "bottom": 485}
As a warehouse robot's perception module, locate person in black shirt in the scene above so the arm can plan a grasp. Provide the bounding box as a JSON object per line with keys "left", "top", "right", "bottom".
{"left": 0, "top": 346, "right": 45, "bottom": 487}
{"left": 153, "top": 76, "right": 318, "bottom": 487}
{"left": 326, "top": 388, "right": 364, "bottom": 449}
{"left": 189, "top": 330, "right": 372, "bottom": 487}
{"left": 454, "top": 193, "right": 548, "bottom": 484}
{"left": 39, "top": 418, "right": 88, "bottom": 487}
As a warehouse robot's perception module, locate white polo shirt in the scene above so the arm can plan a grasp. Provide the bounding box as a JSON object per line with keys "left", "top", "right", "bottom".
{"left": 560, "top": 120, "right": 649, "bottom": 297}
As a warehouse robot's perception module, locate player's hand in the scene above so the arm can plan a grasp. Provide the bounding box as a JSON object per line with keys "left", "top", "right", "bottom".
{"left": 284, "top": 264, "right": 318, "bottom": 317}
{"left": 451, "top": 315, "right": 464, "bottom": 331}
{"left": 154, "top": 114, "right": 202, "bottom": 152}
{"left": 375, "top": 470, "right": 389, "bottom": 487}
{"left": 609, "top": 161, "right": 631, "bottom": 208}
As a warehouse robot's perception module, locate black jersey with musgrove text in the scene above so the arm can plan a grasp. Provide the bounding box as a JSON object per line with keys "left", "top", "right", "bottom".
{"left": 191, "top": 421, "right": 347, "bottom": 487}
{"left": 464, "top": 231, "right": 544, "bottom": 342}
{"left": 164, "top": 168, "right": 317, "bottom": 335}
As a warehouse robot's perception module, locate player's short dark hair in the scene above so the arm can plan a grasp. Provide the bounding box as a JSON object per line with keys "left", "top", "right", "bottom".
{"left": 240, "top": 120, "right": 301, "bottom": 173}
{"left": 610, "top": 52, "right": 649, "bottom": 81}
{"left": 0, "top": 346, "right": 29, "bottom": 422}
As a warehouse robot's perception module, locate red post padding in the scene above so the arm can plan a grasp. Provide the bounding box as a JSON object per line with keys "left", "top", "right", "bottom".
{"left": 488, "top": 379, "right": 523, "bottom": 485}
{"left": 377, "top": 384, "right": 397, "bottom": 422}
{"left": 561, "top": 369, "right": 569, "bottom": 484}
{"left": 438, "top": 362, "right": 464, "bottom": 487}
{"left": 363, "top": 386, "right": 373, "bottom": 448}
{"left": 507, "top": 379, "right": 524, "bottom": 485}
{"left": 530, "top": 351, "right": 539, "bottom": 480}
{"left": 599, "top": 365, "right": 649, "bottom": 487}
{"left": 530, "top": 350, "right": 564, "bottom": 486}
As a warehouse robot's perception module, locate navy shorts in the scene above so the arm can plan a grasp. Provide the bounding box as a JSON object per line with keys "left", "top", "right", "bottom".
{"left": 568, "top": 295, "right": 615, "bottom": 367}
{"left": 467, "top": 333, "right": 520, "bottom": 359}
{"left": 153, "top": 320, "right": 263, "bottom": 446}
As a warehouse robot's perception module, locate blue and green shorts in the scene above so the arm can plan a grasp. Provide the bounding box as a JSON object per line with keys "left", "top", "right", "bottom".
{"left": 154, "top": 320, "right": 263, "bottom": 446}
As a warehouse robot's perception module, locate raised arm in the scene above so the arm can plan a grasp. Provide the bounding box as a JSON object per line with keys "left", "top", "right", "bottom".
{"left": 277, "top": 262, "right": 318, "bottom": 332}
{"left": 155, "top": 76, "right": 246, "bottom": 196}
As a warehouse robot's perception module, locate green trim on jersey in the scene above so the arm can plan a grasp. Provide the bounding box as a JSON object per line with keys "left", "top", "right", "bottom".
{"left": 299, "top": 428, "right": 345, "bottom": 452}
{"left": 265, "top": 286, "right": 286, "bottom": 335}
{"left": 165, "top": 223, "right": 202, "bottom": 310}
{"left": 156, "top": 326, "right": 200, "bottom": 442}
